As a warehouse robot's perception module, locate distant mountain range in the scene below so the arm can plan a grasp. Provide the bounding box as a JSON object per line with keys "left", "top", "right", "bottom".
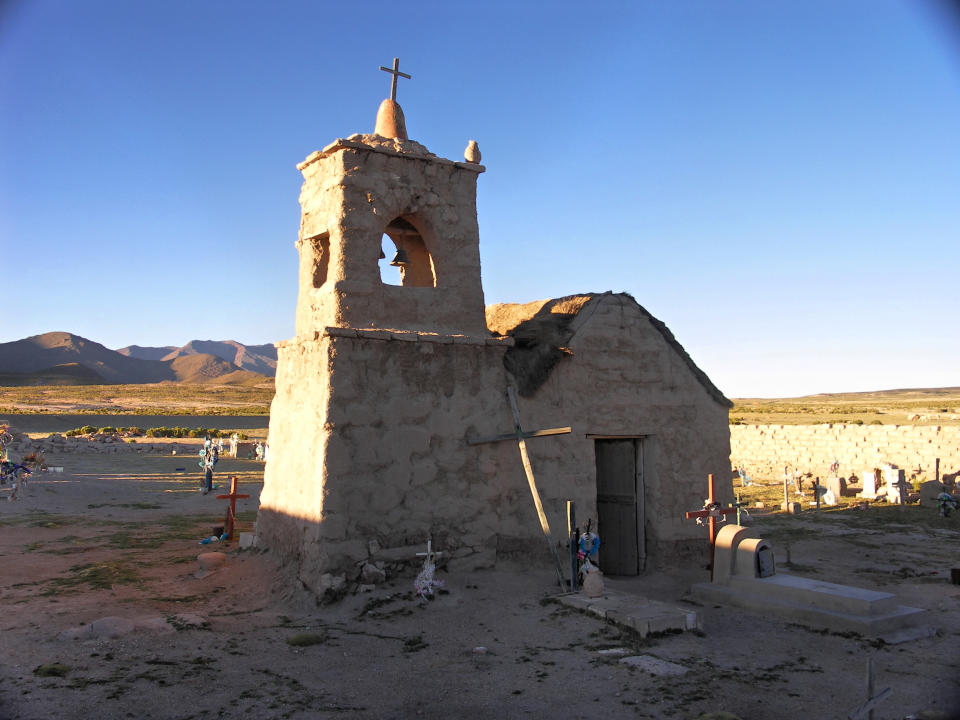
{"left": 118, "top": 340, "right": 277, "bottom": 376}
{"left": 0, "top": 332, "right": 276, "bottom": 386}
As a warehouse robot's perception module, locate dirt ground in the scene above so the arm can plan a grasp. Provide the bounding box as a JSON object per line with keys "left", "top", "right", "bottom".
{"left": 1, "top": 445, "right": 959, "bottom": 720}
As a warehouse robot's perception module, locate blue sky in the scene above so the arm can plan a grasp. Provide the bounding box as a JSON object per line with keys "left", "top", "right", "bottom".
{"left": 1, "top": 1, "right": 958, "bottom": 397}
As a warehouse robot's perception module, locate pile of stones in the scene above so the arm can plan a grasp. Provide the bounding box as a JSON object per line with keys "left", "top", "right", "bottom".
{"left": 3, "top": 428, "right": 172, "bottom": 458}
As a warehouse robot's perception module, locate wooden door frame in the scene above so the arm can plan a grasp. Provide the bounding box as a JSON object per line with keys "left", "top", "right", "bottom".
{"left": 593, "top": 436, "right": 648, "bottom": 574}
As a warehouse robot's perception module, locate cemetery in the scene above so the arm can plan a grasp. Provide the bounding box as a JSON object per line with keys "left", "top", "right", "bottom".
{"left": 1, "top": 427, "right": 958, "bottom": 719}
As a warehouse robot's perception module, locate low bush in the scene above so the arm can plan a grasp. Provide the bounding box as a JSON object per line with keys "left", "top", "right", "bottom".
{"left": 66, "top": 425, "right": 147, "bottom": 437}
{"left": 65, "top": 425, "right": 238, "bottom": 439}
{"left": 144, "top": 427, "right": 224, "bottom": 439}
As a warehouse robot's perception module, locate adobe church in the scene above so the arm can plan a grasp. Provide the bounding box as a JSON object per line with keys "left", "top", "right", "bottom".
{"left": 256, "top": 61, "right": 733, "bottom": 596}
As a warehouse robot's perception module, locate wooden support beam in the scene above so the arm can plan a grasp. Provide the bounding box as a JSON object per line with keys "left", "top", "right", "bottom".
{"left": 506, "top": 386, "right": 567, "bottom": 592}
{"left": 466, "top": 426, "right": 571, "bottom": 446}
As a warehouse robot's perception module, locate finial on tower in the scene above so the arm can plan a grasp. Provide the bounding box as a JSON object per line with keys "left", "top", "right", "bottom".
{"left": 375, "top": 57, "right": 411, "bottom": 140}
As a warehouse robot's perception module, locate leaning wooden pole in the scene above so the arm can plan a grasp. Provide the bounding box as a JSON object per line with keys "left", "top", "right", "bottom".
{"left": 507, "top": 386, "right": 567, "bottom": 592}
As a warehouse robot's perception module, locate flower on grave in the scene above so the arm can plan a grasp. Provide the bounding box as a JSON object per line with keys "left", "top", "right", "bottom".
{"left": 578, "top": 531, "right": 601, "bottom": 559}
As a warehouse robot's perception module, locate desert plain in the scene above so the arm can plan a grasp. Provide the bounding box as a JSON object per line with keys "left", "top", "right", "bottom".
{"left": 1, "top": 415, "right": 958, "bottom": 720}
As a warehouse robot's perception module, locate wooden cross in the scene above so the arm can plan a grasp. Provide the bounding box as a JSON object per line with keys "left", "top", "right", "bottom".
{"left": 467, "top": 386, "right": 571, "bottom": 592}
{"left": 216, "top": 475, "right": 250, "bottom": 541}
{"left": 379, "top": 57, "right": 411, "bottom": 102}
{"left": 415, "top": 536, "right": 442, "bottom": 565}
{"left": 848, "top": 656, "right": 891, "bottom": 720}
{"left": 684, "top": 473, "right": 738, "bottom": 580}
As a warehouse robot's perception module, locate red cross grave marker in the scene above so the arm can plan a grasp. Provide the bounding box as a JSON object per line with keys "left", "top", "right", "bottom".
{"left": 684, "top": 473, "right": 738, "bottom": 580}
{"left": 216, "top": 475, "right": 250, "bottom": 541}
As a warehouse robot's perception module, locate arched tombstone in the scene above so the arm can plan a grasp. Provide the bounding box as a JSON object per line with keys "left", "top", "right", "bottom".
{"left": 712, "top": 524, "right": 757, "bottom": 584}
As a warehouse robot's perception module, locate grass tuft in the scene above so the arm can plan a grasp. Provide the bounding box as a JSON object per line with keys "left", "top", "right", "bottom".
{"left": 286, "top": 632, "right": 328, "bottom": 647}
{"left": 33, "top": 663, "right": 71, "bottom": 677}
{"left": 47, "top": 561, "right": 141, "bottom": 592}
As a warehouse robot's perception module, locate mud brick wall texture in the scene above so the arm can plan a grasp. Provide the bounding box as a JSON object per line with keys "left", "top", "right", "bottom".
{"left": 730, "top": 424, "right": 960, "bottom": 482}
{"left": 258, "top": 296, "right": 731, "bottom": 596}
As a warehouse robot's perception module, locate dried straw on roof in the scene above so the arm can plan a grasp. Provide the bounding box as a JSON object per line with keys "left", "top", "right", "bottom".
{"left": 485, "top": 292, "right": 731, "bottom": 407}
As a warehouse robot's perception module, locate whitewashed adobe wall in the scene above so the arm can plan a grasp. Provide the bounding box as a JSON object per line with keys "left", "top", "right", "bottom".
{"left": 257, "top": 329, "right": 518, "bottom": 597}
{"left": 491, "top": 294, "right": 733, "bottom": 566}
{"left": 730, "top": 424, "right": 960, "bottom": 481}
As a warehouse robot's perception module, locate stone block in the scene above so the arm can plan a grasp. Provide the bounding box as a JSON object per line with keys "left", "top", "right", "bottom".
{"left": 919, "top": 480, "right": 944, "bottom": 507}
{"left": 324, "top": 326, "right": 358, "bottom": 338}
{"left": 355, "top": 329, "right": 392, "bottom": 340}
{"left": 369, "top": 544, "right": 423, "bottom": 562}
{"left": 360, "top": 562, "right": 387, "bottom": 584}
{"left": 451, "top": 335, "right": 486, "bottom": 345}
{"left": 390, "top": 331, "right": 418, "bottom": 342}
{"left": 329, "top": 539, "right": 369, "bottom": 565}
{"left": 824, "top": 475, "right": 846, "bottom": 498}
{"left": 418, "top": 333, "right": 454, "bottom": 344}
{"left": 447, "top": 548, "right": 496, "bottom": 572}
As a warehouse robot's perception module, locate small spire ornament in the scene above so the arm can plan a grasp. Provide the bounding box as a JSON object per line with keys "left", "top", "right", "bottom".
{"left": 464, "top": 140, "right": 481, "bottom": 164}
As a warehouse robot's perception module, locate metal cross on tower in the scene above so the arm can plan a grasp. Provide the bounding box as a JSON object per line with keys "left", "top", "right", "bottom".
{"left": 379, "top": 57, "right": 411, "bottom": 102}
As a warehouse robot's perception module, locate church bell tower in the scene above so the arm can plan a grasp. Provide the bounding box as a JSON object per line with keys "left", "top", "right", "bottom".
{"left": 293, "top": 58, "right": 488, "bottom": 337}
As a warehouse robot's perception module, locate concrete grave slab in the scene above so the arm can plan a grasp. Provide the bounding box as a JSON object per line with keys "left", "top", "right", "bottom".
{"left": 555, "top": 590, "right": 700, "bottom": 638}
{"left": 693, "top": 524, "right": 927, "bottom": 635}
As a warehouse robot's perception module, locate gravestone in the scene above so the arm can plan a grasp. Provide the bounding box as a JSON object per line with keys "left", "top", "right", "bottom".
{"left": 919, "top": 480, "right": 944, "bottom": 508}
{"left": 882, "top": 467, "right": 907, "bottom": 504}
{"left": 694, "top": 524, "right": 927, "bottom": 634}
{"left": 883, "top": 465, "right": 905, "bottom": 487}
{"left": 861, "top": 468, "right": 878, "bottom": 499}
{"left": 825, "top": 475, "right": 846, "bottom": 499}
{"left": 812, "top": 483, "right": 837, "bottom": 506}
{"left": 757, "top": 545, "right": 776, "bottom": 578}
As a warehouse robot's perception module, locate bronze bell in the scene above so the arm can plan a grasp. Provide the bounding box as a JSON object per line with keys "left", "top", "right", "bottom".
{"left": 389, "top": 248, "right": 409, "bottom": 266}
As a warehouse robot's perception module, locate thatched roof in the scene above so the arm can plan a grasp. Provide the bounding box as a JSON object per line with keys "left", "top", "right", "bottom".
{"left": 485, "top": 292, "right": 732, "bottom": 407}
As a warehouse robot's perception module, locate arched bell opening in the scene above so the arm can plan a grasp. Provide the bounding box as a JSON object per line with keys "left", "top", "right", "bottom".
{"left": 378, "top": 216, "right": 436, "bottom": 288}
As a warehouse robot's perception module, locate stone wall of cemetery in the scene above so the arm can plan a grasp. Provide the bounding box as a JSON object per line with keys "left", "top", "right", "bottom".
{"left": 730, "top": 424, "right": 960, "bottom": 482}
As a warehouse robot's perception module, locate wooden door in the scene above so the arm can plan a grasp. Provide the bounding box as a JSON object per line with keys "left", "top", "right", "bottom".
{"left": 595, "top": 439, "right": 645, "bottom": 575}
